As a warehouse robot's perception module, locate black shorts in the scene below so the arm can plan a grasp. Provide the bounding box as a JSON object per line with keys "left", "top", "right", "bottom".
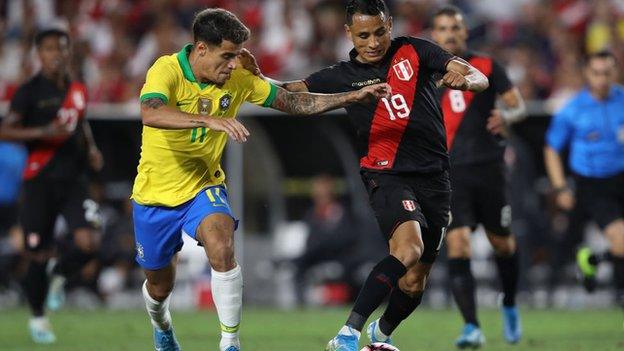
{"left": 575, "top": 173, "right": 624, "bottom": 230}
{"left": 448, "top": 162, "right": 511, "bottom": 236}
{"left": 361, "top": 170, "right": 451, "bottom": 264}
{"left": 20, "top": 177, "right": 99, "bottom": 252}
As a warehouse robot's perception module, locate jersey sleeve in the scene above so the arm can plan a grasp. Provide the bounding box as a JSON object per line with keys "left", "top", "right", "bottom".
{"left": 239, "top": 70, "right": 278, "bottom": 107}
{"left": 139, "top": 57, "right": 177, "bottom": 104}
{"left": 546, "top": 101, "right": 575, "bottom": 152}
{"left": 304, "top": 65, "right": 342, "bottom": 94}
{"left": 410, "top": 38, "right": 455, "bottom": 73}
{"left": 490, "top": 60, "right": 514, "bottom": 94}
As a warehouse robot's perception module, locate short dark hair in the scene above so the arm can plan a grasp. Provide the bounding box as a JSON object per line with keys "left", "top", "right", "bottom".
{"left": 433, "top": 5, "right": 463, "bottom": 19}
{"left": 345, "top": 0, "right": 389, "bottom": 26}
{"left": 585, "top": 50, "right": 617, "bottom": 66}
{"left": 34, "top": 29, "right": 70, "bottom": 47}
{"left": 192, "top": 8, "right": 250, "bottom": 46}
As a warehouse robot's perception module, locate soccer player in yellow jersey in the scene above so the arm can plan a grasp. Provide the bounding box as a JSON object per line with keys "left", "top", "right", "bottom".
{"left": 133, "top": 8, "right": 391, "bottom": 351}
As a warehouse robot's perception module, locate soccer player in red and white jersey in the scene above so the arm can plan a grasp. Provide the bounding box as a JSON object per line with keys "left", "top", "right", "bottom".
{"left": 0, "top": 29, "right": 103, "bottom": 344}
{"left": 431, "top": 6, "right": 527, "bottom": 348}
{"left": 241, "top": 1, "right": 488, "bottom": 350}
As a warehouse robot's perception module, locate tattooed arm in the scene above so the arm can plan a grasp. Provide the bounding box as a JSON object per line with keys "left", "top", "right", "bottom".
{"left": 141, "top": 98, "right": 249, "bottom": 142}
{"left": 268, "top": 84, "right": 391, "bottom": 115}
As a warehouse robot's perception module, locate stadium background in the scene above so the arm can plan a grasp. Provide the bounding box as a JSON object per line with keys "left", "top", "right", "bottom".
{"left": 0, "top": 0, "right": 623, "bottom": 350}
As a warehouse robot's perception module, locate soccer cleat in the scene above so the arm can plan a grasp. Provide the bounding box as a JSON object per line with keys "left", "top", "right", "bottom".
{"left": 46, "top": 275, "right": 66, "bottom": 311}
{"left": 29, "top": 317, "right": 56, "bottom": 344}
{"left": 220, "top": 338, "right": 240, "bottom": 351}
{"left": 454, "top": 323, "right": 485, "bottom": 349}
{"left": 326, "top": 333, "right": 359, "bottom": 351}
{"left": 502, "top": 305, "right": 522, "bottom": 344}
{"left": 153, "top": 327, "right": 181, "bottom": 351}
{"left": 366, "top": 319, "right": 393, "bottom": 344}
{"left": 576, "top": 247, "right": 598, "bottom": 292}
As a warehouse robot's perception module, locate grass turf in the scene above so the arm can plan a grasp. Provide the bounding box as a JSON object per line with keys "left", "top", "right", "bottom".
{"left": 1, "top": 308, "right": 622, "bottom": 350}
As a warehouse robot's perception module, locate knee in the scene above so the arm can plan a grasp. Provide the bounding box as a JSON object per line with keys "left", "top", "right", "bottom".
{"left": 393, "top": 243, "right": 423, "bottom": 268}
{"left": 147, "top": 281, "right": 174, "bottom": 301}
{"left": 605, "top": 221, "right": 624, "bottom": 255}
{"left": 446, "top": 228, "right": 471, "bottom": 258}
{"left": 73, "top": 228, "right": 97, "bottom": 253}
{"left": 491, "top": 236, "right": 516, "bottom": 257}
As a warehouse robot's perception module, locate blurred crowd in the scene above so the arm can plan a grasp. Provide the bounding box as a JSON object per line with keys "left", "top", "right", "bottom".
{"left": 0, "top": 0, "right": 623, "bottom": 108}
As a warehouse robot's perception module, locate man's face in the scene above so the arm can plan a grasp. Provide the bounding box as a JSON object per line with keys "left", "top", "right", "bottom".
{"left": 196, "top": 40, "right": 242, "bottom": 85}
{"left": 38, "top": 35, "right": 70, "bottom": 75}
{"left": 345, "top": 13, "right": 392, "bottom": 64}
{"left": 431, "top": 14, "right": 468, "bottom": 55}
{"left": 585, "top": 57, "right": 617, "bottom": 97}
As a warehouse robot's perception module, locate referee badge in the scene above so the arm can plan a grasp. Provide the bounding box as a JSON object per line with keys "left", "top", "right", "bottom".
{"left": 402, "top": 200, "right": 416, "bottom": 212}
{"left": 219, "top": 94, "right": 233, "bottom": 111}
{"left": 198, "top": 98, "right": 212, "bottom": 115}
{"left": 618, "top": 125, "right": 624, "bottom": 144}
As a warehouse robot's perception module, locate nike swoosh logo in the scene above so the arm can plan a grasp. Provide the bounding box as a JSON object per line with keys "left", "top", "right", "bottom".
{"left": 176, "top": 101, "right": 191, "bottom": 106}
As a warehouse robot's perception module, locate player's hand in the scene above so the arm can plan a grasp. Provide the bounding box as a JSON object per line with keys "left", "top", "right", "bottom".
{"left": 442, "top": 70, "right": 469, "bottom": 90}
{"left": 555, "top": 188, "right": 575, "bottom": 211}
{"left": 487, "top": 109, "right": 507, "bottom": 136}
{"left": 41, "top": 120, "right": 73, "bottom": 139}
{"left": 353, "top": 83, "right": 392, "bottom": 103}
{"left": 205, "top": 117, "right": 250, "bottom": 143}
{"left": 88, "top": 146, "right": 104, "bottom": 172}
{"left": 238, "top": 48, "right": 261, "bottom": 76}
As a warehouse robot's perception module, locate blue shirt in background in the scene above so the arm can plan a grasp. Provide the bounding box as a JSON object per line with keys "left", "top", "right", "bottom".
{"left": 0, "top": 142, "right": 27, "bottom": 204}
{"left": 546, "top": 85, "right": 624, "bottom": 178}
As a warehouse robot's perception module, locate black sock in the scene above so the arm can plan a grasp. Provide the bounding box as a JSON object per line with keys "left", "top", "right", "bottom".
{"left": 379, "top": 289, "right": 423, "bottom": 336}
{"left": 21, "top": 260, "right": 50, "bottom": 317}
{"left": 346, "top": 255, "right": 407, "bottom": 331}
{"left": 53, "top": 246, "right": 94, "bottom": 279}
{"left": 449, "top": 258, "right": 479, "bottom": 326}
{"left": 611, "top": 255, "right": 624, "bottom": 307}
{"left": 494, "top": 251, "right": 519, "bottom": 307}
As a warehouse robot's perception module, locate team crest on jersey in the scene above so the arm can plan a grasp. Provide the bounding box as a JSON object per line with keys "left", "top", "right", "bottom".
{"left": 402, "top": 200, "right": 416, "bottom": 212}
{"left": 393, "top": 59, "right": 413, "bottom": 81}
{"left": 198, "top": 98, "right": 212, "bottom": 115}
{"left": 219, "top": 94, "right": 232, "bottom": 110}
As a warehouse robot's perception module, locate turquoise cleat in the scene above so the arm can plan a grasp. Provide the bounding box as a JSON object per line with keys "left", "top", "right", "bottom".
{"left": 153, "top": 327, "right": 181, "bottom": 351}
{"left": 46, "top": 275, "right": 66, "bottom": 311}
{"left": 224, "top": 347, "right": 240, "bottom": 351}
{"left": 455, "top": 323, "right": 485, "bottom": 349}
{"left": 29, "top": 318, "right": 56, "bottom": 344}
{"left": 502, "top": 305, "right": 522, "bottom": 344}
{"left": 366, "top": 318, "right": 393, "bottom": 345}
{"left": 326, "top": 333, "right": 359, "bottom": 351}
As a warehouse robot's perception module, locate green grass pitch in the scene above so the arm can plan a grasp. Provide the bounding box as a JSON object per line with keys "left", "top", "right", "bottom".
{"left": 1, "top": 308, "right": 622, "bottom": 350}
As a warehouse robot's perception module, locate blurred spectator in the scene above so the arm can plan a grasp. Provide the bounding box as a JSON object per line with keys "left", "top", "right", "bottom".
{"left": 0, "top": 0, "right": 622, "bottom": 103}
{"left": 293, "top": 175, "right": 358, "bottom": 305}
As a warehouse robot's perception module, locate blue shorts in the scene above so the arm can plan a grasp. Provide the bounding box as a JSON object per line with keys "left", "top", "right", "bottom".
{"left": 133, "top": 185, "right": 237, "bottom": 270}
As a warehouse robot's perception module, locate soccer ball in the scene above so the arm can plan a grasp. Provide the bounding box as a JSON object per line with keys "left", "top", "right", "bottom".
{"left": 360, "top": 343, "right": 400, "bottom": 351}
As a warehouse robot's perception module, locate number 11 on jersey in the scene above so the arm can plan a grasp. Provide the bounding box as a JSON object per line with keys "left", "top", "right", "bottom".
{"left": 382, "top": 93, "right": 411, "bottom": 120}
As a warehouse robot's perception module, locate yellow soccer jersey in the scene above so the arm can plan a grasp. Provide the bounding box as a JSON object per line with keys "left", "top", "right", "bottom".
{"left": 132, "top": 44, "right": 277, "bottom": 207}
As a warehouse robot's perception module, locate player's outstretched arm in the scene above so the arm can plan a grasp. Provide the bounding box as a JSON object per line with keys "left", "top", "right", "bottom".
{"left": 0, "top": 110, "right": 72, "bottom": 141}
{"left": 141, "top": 98, "right": 249, "bottom": 142}
{"left": 238, "top": 49, "right": 310, "bottom": 92}
{"left": 443, "top": 59, "right": 489, "bottom": 92}
{"left": 268, "top": 84, "right": 391, "bottom": 116}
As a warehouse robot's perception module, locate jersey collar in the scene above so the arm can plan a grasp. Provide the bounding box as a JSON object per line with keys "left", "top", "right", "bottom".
{"left": 177, "top": 44, "right": 210, "bottom": 89}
